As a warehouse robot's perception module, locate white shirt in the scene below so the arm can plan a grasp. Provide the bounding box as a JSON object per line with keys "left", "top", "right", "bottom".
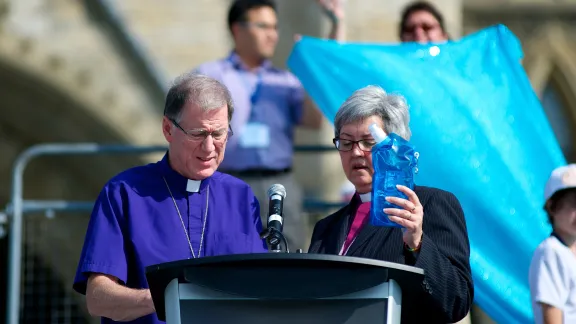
{"left": 529, "top": 235, "right": 576, "bottom": 324}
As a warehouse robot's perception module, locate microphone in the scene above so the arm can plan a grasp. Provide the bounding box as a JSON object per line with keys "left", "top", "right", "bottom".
{"left": 261, "top": 184, "right": 289, "bottom": 252}
{"left": 267, "top": 184, "right": 286, "bottom": 240}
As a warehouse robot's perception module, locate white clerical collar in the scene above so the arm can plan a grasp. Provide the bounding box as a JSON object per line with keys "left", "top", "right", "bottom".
{"left": 186, "top": 179, "right": 201, "bottom": 193}
{"left": 359, "top": 192, "right": 371, "bottom": 202}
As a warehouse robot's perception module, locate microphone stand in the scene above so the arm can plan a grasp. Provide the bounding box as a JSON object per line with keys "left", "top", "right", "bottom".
{"left": 260, "top": 228, "right": 290, "bottom": 253}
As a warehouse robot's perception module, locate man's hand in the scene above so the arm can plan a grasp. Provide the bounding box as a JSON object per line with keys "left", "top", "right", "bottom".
{"left": 315, "top": 0, "right": 346, "bottom": 41}
{"left": 316, "top": 0, "right": 345, "bottom": 23}
{"left": 86, "top": 274, "right": 155, "bottom": 321}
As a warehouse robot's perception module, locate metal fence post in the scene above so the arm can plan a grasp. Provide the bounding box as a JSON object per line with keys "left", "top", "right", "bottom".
{"left": 6, "top": 145, "right": 41, "bottom": 324}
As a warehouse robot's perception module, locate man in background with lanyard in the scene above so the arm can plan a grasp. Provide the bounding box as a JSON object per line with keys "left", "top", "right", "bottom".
{"left": 194, "top": 0, "right": 324, "bottom": 252}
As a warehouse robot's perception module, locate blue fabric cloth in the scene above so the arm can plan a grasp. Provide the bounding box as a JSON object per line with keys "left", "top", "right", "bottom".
{"left": 73, "top": 153, "right": 267, "bottom": 324}
{"left": 287, "top": 24, "right": 566, "bottom": 324}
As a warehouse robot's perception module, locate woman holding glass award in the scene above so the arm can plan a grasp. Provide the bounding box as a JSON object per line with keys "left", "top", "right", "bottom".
{"left": 308, "top": 85, "right": 473, "bottom": 324}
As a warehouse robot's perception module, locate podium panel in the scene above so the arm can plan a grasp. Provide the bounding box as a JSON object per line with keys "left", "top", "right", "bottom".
{"left": 165, "top": 278, "right": 401, "bottom": 324}
{"left": 147, "top": 253, "right": 423, "bottom": 324}
{"left": 181, "top": 300, "right": 386, "bottom": 324}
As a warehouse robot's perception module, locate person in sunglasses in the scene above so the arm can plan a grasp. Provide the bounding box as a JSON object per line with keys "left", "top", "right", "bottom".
{"left": 317, "top": 0, "right": 449, "bottom": 44}
{"left": 398, "top": 1, "right": 449, "bottom": 43}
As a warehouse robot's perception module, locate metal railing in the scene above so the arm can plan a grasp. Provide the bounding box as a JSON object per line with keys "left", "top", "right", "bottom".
{"left": 2, "top": 143, "right": 344, "bottom": 324}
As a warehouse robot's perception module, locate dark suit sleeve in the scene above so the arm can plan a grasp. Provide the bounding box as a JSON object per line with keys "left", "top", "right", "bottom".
{"left": 411, "top": 190, "right": 473, "bottom": 322}
{"left": 307, "top": 217, "right": 328, "bottom": 253}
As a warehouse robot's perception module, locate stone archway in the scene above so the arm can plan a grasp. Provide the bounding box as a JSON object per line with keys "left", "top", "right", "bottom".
{"left": 522, "top": 24, "right": 576, "bottom": 162}
{"left": 0, "top": 30, "right": 163, "bottom": 322}
{"left": 523, "top": 24, "right": 576, "bottom": 100}
{"left": 540, "top": 68, "right": 576, "bottom": 162}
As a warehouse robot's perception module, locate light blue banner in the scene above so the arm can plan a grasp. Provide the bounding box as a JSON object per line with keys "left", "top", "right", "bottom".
{"left": 287, "top": 24, "right": 566, "bottom": 323}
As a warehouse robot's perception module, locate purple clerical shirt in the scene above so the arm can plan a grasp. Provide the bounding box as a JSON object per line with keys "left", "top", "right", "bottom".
{"left": 73, "top": 153, "right": 268, "bottom": 324}
{"left": 194, "top": 51, "right": 305, "bottom": 171}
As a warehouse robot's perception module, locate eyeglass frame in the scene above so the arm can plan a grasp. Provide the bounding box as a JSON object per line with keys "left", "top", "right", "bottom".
{"left": 332, "top": 138, "right": 377, "bottom": 152}
{"left": 169, "top": 118, "right": 233, "bottom": 143}
{"left": 239, "top": 21, "right": 278, "bottom": 32}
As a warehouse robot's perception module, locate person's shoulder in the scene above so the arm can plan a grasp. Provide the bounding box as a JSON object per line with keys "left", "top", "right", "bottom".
{"left": 314, "top": 204, "right": 348, "bottom": 230}
{"left": 529, "top": 236, "right": 573, "bottom": 274}
{"left": 212, "top": 171, "right": 253, "bottom": 192}
{"left": 268, "top": 66, "right": 302, "bottom": 86}
{"left": 415, "top": 185, "right": 456, "bottom": 197}
{"left": 529, "top": 236, "right": 571, "bottom": 282}
{"left": 531, "top": 237, "right": 566, "bottom": 263}
{"left": 415, "top": 185, "right": 460, "bottom": 205}
{"left": 268, "top": 65, "right": 292, "bottom": 75}
{"left": 193, "top": 58, "right": 228, "bottom": 77}
{"left": 309, "top": 204, "right": 348, "bottom": 244}
{"left": 102, "top": 162, "right": 158, "bottom": 192}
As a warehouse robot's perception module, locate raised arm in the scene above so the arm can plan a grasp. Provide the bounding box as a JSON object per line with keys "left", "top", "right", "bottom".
{"left": 288, "top": 75, "right": 323, "bottom": 130}
{"left": 86, "top": 274, "right": 155, "bottom": 321}
{"left": 316, "top": 0, "right": 346, "bottom": 41}
{"left": 301, "top": 96, "right": 324, "bottom": 129}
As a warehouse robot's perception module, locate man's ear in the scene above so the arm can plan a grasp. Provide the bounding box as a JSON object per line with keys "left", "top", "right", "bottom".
{"left": 162, "top": 116, "right": 173, "bottom": 142}
{"left": 231, "top": 23, "right": 242, "bottom": 39}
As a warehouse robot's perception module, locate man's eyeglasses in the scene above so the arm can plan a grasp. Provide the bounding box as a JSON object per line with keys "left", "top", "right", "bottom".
{"left": 333, "top": 138, "right": 377, "bottom": 152}
{"left": 170, "top": 119, "right": 233, "bottom": 143}
{"left": 241, "top": 21, "right": 278, "bottom": 32}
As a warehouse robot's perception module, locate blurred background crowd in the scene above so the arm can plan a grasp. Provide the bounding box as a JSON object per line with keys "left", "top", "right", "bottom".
{"left": 1, "top": 0, "right": 576, "bottom": 323}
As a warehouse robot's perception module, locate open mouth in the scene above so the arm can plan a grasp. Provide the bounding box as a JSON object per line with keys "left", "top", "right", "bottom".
{"left": 353, "top": 165, "right": 368, "bottom": 171}
{"left": 198, "top": 157, "right": 212, "bottom": 162}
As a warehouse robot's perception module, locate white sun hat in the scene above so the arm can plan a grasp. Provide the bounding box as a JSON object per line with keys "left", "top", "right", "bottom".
{"left": 544, "top": 164, "right": 576, "bottom": 203}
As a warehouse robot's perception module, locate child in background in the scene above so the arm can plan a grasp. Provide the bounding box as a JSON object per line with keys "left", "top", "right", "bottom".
{"left": 529, "top": 164, "right": 576, "bottom": 324}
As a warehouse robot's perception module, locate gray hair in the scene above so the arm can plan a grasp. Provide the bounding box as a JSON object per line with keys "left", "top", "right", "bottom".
{"left": 163, "top": 72, "right": 234, "bottom": 122}
{"left": 334, "top": 85, "right": 411, "bottom": 140}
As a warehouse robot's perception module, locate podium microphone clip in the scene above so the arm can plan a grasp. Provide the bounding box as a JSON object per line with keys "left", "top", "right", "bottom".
{"left": 260, "top": 227, "right": 290, "bottom": 253}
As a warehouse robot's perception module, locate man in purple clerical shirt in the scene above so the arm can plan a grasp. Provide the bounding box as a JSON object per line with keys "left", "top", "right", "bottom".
{"left": 72, "top": 73, "right": 268, "bottom": 323}
{"left": 193, "top": 0, "right": 325, "bottom": 252}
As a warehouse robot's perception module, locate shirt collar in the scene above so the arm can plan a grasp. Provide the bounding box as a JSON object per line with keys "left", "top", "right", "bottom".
{"left": 227, "top": 50, "right": 272, "bottom": 71}
{"left": 348, "top": 192, "right": 371, "bottom": 228}
{"left": 359, "top": 192, "right": 371, "bottom": 202}
{"left": 551, "top": 231, "right": 568, "bottom": 247}
{"left": 158, "top": 152, "right": 209, "bottom": 193}
{"left": 350, "top": 192, "right": 371, "bottom": 210}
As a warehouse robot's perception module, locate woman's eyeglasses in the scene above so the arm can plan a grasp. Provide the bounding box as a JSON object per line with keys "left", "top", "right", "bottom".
{"left": 333, "top": 138, "right": 377, "bottom": 152}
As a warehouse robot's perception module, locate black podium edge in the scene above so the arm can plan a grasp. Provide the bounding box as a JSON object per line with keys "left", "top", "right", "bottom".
{"left": 145, "top": 253, "right": 425, "bottom": 321}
